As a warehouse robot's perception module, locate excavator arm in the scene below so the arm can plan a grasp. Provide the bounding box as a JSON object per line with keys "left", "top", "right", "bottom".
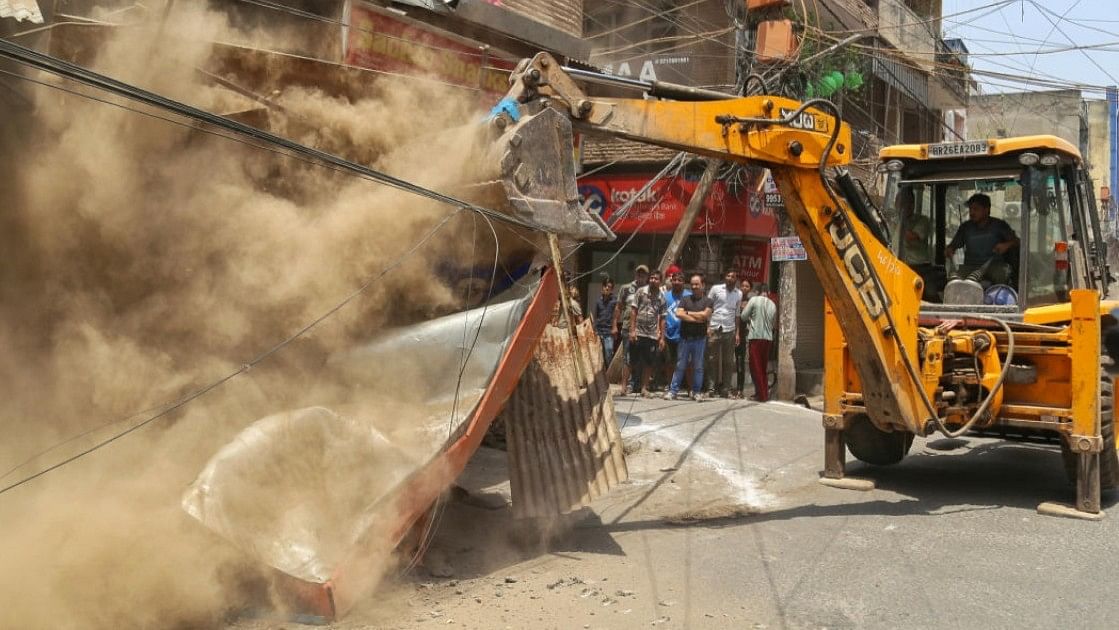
{"left": 489, "top": 53, "right": 928, "bottom": 436}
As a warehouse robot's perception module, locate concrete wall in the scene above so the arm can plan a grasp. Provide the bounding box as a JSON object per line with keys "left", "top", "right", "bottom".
{"left": 967, "top": 89, "right": 1082, "bottom": 145}
{"left": 1085, "top": 99, "right": 1113, "bottom": 202}
{"left": 586, "top": 0, "right": 734, "bottom": 89}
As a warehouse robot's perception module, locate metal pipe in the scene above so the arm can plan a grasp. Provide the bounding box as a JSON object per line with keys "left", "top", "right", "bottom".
{"left": 561, "top": 66, "right": 650, "bottom": 91}
{"left": 561, "top": 66, "right": 735, "bottom": 101}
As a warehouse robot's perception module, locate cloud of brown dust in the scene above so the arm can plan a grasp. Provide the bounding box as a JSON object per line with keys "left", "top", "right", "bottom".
{"left": 0, "top": 3, "right": 538, "bottom": 627}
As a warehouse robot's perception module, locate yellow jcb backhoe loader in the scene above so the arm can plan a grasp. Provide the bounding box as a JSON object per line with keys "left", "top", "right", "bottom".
{"left": 487, "top": 52, "right": 1119, "bottom": 518}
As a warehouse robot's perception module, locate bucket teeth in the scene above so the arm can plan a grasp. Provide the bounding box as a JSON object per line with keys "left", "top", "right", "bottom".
{"left": 490, "top": 107, "right": 614, "bottom": 242}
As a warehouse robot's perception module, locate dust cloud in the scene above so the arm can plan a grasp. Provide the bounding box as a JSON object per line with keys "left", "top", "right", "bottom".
{"left": 0, "top": 3, "right": 537, "bottom": 627}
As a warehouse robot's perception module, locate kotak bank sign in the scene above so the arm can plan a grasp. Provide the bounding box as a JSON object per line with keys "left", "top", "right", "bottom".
{"left": 578, "top": 175, "right": 777, "bottom": 237}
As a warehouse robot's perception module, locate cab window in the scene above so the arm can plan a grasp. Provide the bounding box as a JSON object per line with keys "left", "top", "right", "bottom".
{"left": 1024, "top": 166, "right": 1071, "bottom": 305}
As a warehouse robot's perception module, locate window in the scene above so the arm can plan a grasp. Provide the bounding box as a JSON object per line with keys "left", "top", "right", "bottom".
{"left": 1023, "top": 166, "right": 1072, "bottom": 305}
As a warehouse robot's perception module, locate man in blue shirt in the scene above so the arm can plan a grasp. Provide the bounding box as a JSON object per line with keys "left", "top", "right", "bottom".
{"left": 656, "top": 272, "right": 689, "bottom": 389}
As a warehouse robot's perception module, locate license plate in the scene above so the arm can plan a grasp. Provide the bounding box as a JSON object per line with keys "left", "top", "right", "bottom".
{"left": 927, "top": 141, "right": 989, "bottom": 159}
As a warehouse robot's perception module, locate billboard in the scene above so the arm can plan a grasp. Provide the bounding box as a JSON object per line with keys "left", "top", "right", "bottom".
{"left": 577, "top": 174, "right": 778, "bottom": 236}
{"left": 770, "top": 236, "right": 807, "bottom": 261}
{"left": 343, "top": 1, "right": 516, "bottom": 98}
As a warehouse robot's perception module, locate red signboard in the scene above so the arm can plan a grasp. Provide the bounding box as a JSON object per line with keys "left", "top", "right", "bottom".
{"left": 729, "top": 239, "right": 771, "bottom": 286}
{"left": 577, "top": 175, "right": 778, "bottom": 237}
{"left": 344, "top": 1, "right": 516, "bottom": 98}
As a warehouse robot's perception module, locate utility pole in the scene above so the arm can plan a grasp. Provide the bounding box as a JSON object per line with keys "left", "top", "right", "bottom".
{"left": 656, "top": 159, "right": 722, "bottom": 274}
{"left": 774, "top": 209, "right": 798, "bottom": 400}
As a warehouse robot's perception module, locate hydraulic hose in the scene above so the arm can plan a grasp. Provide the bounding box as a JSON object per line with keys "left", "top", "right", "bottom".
{"left": 917, "top": 313, "right": 1017, "bottom": 438}
{"left": 801, "top": 100, "right": 1019, "bottom": 440}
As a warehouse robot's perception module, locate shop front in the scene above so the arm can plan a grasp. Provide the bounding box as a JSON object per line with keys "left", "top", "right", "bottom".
{"left": 576, "top": 171, "right": 778, "bottom": 310}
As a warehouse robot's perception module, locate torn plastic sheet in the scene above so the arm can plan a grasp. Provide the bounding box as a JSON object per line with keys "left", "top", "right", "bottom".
{"left": 182, "top": 278, "right": 537, "bottom": 584}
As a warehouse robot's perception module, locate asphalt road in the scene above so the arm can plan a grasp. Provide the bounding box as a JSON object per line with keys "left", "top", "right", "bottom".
{"left": 315, "top": 395, "right": 1119, "bottom": 630}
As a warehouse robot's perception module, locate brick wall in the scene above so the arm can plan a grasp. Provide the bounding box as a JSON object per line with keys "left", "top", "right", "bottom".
{"left": 500, "top": 0, "right": 582, "bottom": 38}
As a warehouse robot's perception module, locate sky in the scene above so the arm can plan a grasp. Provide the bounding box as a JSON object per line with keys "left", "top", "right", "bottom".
{"left": 941, "top": 0, "right": 1119, "bottom": 97}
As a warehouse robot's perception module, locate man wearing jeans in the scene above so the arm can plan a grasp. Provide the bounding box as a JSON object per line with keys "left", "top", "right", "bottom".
{"left": 592, "top": 278, "right": 617, "bottom": 366}
{"left": 666, "top": 274, "right": 713, "bottom": 401}
{"left": 656, "top": 272, "right": 689, "bottom": 390}
{"left": 705, "top": 269, "right": 743, "bottom": 397}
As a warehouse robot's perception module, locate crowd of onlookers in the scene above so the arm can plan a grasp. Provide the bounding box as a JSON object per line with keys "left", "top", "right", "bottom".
{"left": 589, "top": 263, "right": 778, "bottom": 402}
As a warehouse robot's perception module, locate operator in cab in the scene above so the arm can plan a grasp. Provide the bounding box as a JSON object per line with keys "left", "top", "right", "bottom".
{"left": 946, "top": 193, "right": 1019, "bottom": 285}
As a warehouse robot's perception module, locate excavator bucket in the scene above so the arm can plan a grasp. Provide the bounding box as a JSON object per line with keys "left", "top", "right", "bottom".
{"left": 484, "top": 105, "right": 614, "bottom": 242}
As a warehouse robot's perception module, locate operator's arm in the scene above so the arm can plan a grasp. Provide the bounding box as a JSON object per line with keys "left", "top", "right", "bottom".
{"left": 992, "top": 219, "right": 1020, "bottom": 255}
{"left": 946, "top": 224, "right": 966, "bottom": 258}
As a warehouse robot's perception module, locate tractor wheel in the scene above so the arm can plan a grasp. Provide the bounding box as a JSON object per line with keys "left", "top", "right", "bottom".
{"left": 844, "top": 414, "right": 914, "bottom": 466}
{"left": 1060, "top": 371, "right": 1119, "bottom": 489}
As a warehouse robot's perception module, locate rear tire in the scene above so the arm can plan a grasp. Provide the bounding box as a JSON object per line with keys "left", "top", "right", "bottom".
{"left": 1104, "top": 325, "right": 1119, "bottom": 366}
{"left": 1060, "top": 371, "right": 1119, "bottom": 489}
{"left": 844, "top": 414, "right": 914, "bottom": 466}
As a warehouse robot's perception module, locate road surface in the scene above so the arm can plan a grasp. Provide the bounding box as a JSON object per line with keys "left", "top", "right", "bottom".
{"left": 253, "top": 395, "right": 1119, "bottom": 629}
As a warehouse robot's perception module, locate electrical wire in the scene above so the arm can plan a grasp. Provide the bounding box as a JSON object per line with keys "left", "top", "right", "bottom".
{"left": 403, "top": 208, "right": 503, "bottom": 574}
{"left": 564, "top": 153, "right": 689, "bottom": 281}
{"left": 0, "top": 38, "right": 548, "bottom": 233}
{"left": 0, "top": 210, "right": 461, "bottom": 497}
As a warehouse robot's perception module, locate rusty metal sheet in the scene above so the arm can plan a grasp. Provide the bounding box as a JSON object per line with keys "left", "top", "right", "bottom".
{"left": 501, "top": 318, "right": 627, "bottom": 520}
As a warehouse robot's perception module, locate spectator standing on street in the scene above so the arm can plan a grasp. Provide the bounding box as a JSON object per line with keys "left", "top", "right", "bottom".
{"left": 627, "top": 270, "right": 666, "bottom": 397}
{"left": 592, "top": 278, "right": 617, "bottom": 365}
{"left": 666, "top": 274, "right": 713, "bottom": 401}
{"left": 734, "top": 280, "right": 754, "bottom": 397}
{"left": 657, "top": 272, "right": 689, "bottom": 390}
{"left": 613, "top": 264, "right": 649, "bottom": 394}
{"left": 706, "top": 269, "right": 743, "bottom": 398}
{"left": 741, "top": 283, "right": 777, "bottom": 402}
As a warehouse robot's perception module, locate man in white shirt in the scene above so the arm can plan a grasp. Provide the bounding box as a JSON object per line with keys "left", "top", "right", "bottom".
{"left": 705, "top": 269, "right": 743, "bottom": 397}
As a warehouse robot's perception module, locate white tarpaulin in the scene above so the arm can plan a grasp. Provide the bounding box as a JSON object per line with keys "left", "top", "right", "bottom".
{"left": 182, "top": 281, "right": 536, "bottom": 583}
{"left": 0, "top": 1, "right": 43, "bottom": 24}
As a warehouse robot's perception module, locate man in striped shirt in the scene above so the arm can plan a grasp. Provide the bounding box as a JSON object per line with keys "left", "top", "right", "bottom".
{"left": 740, "top": 283, "right": 777, "bottom": 402}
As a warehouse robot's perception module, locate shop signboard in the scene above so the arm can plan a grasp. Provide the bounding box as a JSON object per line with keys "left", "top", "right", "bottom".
{"left": 770, "top": 236, "right": 807, "bottom": 261}
{"left": 729, "top": 239, "right": 771, "bottom": 286}
{"left": 343, "top": 1, "right": 516, "bottom": 98}
{"left": 763, "top": 172, "right": 783, "bottom": 208}
{"left": 577, "top": 175, "right": 778, "bottom": 237}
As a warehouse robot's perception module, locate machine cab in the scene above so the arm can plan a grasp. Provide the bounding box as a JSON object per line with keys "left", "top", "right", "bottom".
{"left": 878, "top": 136, "right": 1110, "bottom": 316}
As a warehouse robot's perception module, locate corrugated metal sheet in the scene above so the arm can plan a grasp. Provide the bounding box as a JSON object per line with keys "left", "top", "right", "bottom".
{"left": 502, "top": 318, "right": 628, "bottom": 520}
{"left": 582, "top": 136, "right": 677, "bottom": 166}
{"left": 0, "top": 0, "right": 42, "bottom": 23}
